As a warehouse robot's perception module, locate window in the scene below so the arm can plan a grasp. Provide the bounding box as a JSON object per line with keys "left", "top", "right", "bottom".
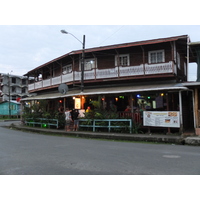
{"left": 12, "top": 77, "right": 16, "bottom": 84}
{"left": 85, "top": 59, "right": 95, "bottom": 70}
{"left": 11, "top": 86, "right": 16, "bottom": 93}
{"left": 22, "top": 88, "right": 26, "bottom": 93}
{"left": 115, "top": 54, "right": 130, "bottom": 66}
{"left": 80, "top": 58, "right": 96, "bottom": 71}
{"left": 148, "top": 50, "right": 165, "bottom": 64}
{"left": 22, "top": 79, "right": 27, "bottom": 85}
{"left": 62, "top": 64, "right": 72, "bottom": 75}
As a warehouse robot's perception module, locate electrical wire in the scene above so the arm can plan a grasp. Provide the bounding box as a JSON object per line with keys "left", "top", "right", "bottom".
{"left": 98, "top": 25, "right": 125, "bottom": 46}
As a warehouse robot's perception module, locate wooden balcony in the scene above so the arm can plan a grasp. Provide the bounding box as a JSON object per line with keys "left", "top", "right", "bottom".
{"left": 28, "top": 61, "right": 174, "bottom": 91}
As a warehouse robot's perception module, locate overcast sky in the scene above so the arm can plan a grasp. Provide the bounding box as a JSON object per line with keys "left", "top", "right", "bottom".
{"left": 1, "top": 0, "right": 199, "bottom": 198}
{"left": 0, "top": 1, "right": 199, "bottom": 81}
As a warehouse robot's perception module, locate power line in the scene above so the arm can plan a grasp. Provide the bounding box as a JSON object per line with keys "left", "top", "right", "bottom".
{"left": 98, "top": 25, "right": 125, "bottom": 46}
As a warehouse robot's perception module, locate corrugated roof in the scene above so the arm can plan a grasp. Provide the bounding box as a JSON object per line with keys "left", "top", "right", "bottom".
{"left": 21, "top": 82, "right": 188, "bottom": 101}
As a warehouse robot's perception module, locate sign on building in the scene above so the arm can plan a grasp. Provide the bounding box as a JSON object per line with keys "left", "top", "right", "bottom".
{"left": 143, "top": 111, "right": 180, "bottom": 128}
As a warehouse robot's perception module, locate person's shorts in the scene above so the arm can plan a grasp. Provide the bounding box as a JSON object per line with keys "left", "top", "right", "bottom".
{"left": 65, "top": 120, "right": 71, "bottom": 125}
{"left": 74, "top": 120, "right": 79, "bottom": 125}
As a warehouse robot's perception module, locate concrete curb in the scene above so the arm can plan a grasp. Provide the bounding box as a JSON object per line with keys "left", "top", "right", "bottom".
{"left": 2, "top": 120, "right": 200, "bottom": 146}
{"left": 184, "top": 137, "right": 200, "bottom": 146}
{"left": 6, "top": 124, "right": 190, "bottom": 145}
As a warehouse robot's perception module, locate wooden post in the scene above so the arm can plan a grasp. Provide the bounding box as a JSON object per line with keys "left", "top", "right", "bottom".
{"left": 166, "top": 92, "right": 171, "bottom": 134}
{"left": 179, "top": 91, "right": 183, "bottom": 134}
{"left": 195, "top": 88, "right": 199, "bottom": 128}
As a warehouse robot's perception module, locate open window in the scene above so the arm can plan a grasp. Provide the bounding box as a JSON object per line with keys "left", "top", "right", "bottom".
{"left": 62, "top": 64, "right": 72, "bottom": 75}
{"left": 80, "top": 58, "right": 96, "bottom": 71}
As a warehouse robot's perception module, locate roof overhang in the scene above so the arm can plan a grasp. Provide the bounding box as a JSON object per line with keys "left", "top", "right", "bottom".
{"left": 183, "top": 82, "right": 200, "bottom": 87}
{"left": 21, "top": 83, "right": 188, "bottom": 101}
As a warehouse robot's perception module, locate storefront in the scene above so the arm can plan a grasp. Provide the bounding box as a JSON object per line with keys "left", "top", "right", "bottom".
{"left": 21, "top": 81, "right": 195, "bottom": 134}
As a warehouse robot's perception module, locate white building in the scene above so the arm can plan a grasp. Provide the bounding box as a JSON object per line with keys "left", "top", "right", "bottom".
{"left": 0, "top": 73, "right": 29, "bottom": 102}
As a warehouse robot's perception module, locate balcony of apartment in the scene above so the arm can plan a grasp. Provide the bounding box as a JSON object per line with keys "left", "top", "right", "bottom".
{"left": 28, "top": 61, "right": 175, "bottom": 91}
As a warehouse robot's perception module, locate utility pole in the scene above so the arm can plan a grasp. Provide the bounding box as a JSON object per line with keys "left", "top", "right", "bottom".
{"left": 61, "top": 30, "right": 85, "bottom": 92}
{"left": 8, "top": 73, "right": 11, "bottom": 118}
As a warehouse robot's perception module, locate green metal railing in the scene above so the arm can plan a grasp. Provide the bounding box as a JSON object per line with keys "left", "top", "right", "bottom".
{"left": 79, "top": 119, "right": 132, "bottom": 133}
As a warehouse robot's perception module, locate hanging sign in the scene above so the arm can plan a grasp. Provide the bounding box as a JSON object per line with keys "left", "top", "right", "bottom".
{"left": 143, "top": 111, "right": 180, "bottom": 128}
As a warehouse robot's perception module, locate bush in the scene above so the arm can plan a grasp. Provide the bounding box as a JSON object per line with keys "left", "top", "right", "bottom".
{"left": 22, "top": 100, "right": 66, "bottom": 129}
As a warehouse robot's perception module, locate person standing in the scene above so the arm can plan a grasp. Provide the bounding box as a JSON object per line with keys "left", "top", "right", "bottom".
{"left": 65, "top": 108, "right": 72, "bottom": 131}
{"left": 72, "top": 109, "right": 80, "bottom": 131}
{"left": 124, "top": 105, "right": 131, "bottom": 112}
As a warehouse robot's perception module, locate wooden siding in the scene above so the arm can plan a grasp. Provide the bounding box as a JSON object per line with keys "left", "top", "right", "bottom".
{"left": 0, "top": 102, "right": 20, "bottom": 115}
{"left": 27, "top": 38, "right": 188, "bottom": 93}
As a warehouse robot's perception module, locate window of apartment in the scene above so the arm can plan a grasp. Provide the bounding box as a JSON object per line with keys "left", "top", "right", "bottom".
{"left": 12, "top": 86, "right": 16, "bottom": 93}
{"left": 22, "top": 79, "right": 27, "bottom": 85}
{"left": 115, "top": 54, "right": 130, "bottom": 66}
{"left": 62, "top": 64, "right": 72, "bottom": 75}
{"left": 22, "top": 88, "right": 26, "bottom": 93}
{"left": 148, "top": 50, "right": 165, "bottom": 64}
{"left": 81, "top": 58, "right": 96, "bottom": 71}
{"left": 12, "top": 77, "right": 16, "bottom": 84}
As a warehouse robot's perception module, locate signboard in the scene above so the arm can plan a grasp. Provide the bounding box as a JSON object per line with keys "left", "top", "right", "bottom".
{"left": 75, "top": 98, "right": 81, "bottom": 109}
{"left": 143, "top": 111, "right": 180, "bottom": 128}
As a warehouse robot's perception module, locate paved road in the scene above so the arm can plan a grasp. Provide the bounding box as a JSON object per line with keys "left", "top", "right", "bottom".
{"left": 0, "top": 122, "right": 200, "bottom": 175}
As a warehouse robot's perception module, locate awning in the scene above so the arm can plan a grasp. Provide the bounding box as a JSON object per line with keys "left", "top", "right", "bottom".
{"left": 21, "top": 82, "right": 188, "bottom": 101}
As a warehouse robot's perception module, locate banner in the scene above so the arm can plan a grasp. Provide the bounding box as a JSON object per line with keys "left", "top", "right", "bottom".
{"left": 143, "top": 111, "right": 180, "bottom": 128}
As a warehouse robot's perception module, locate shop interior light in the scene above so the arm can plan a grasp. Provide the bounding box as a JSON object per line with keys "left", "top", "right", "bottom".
{"left": 137, "top": 94, "right": 140, "bottom": 98}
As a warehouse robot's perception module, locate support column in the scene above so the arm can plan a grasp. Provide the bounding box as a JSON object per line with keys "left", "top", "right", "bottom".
{"left": 195, "top": 88, "right": 199, "bottom": 127}
{"left": 166, "top": 93, "right": 171, "bottom": 134}
{"left": 179, "top": 91, "right": 183, "bottom": 134}
{"left": 194, "top": 88, "right": 200, "bottom": 135}
{"left": 64, "top": 97, "right": 66, "bottom": 111}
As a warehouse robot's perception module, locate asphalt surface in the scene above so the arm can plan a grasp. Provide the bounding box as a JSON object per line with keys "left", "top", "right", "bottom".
{"left": 1, "top": 121, "right": 200, "bottom": 175}
{"left": 3, "top": 120, "right": 200, "bottom": 145}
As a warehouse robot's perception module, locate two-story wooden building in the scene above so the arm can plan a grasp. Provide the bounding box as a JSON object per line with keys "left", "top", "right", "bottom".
{"left": 23, "top": 35, "right": 196, "bottom": 134}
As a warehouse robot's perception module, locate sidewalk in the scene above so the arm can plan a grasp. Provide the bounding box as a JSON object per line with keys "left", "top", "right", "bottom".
{"left": 4, "top": 121, "right": 200, "bottom": 146}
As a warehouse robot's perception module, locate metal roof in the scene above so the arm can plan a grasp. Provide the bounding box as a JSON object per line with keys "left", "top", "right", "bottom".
{"left": 21, "top": 82, "right": 188, "bottom": 101}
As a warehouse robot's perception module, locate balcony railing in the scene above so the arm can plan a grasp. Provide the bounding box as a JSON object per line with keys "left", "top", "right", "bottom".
{"left": 28, "top": 61, "right": 174, "bottom": 91}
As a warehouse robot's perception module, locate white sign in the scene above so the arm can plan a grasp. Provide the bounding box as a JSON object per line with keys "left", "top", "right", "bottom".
{"left": 143, "top": 111, "right": 180, "bottom": 128}
{"left": 75, "top": 98, "right": 81, "bottom": 109}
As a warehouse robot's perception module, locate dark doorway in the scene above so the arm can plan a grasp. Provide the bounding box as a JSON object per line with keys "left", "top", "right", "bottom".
{"left": 182, "top": 91, "right": 194, "bottom": 132}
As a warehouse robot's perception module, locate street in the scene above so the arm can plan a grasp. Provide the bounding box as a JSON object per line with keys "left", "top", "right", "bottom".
{"left": 0, "top": 122, "right": 200, "bottom": 175}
